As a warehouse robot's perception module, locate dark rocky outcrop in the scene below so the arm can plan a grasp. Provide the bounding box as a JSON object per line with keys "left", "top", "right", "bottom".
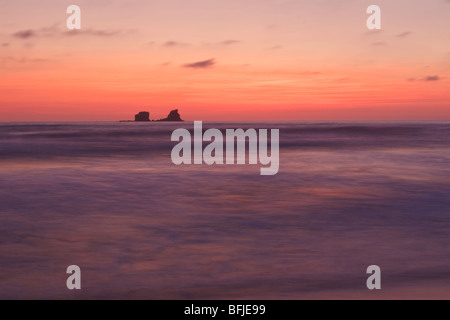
{"left": 129, "top": 109, "right": 183, "bottom": 122}
{"left": 135, "top": 111, "right": 150, "bottom": 121}
{"left": 157, "top": 109, "right": 183, "bottom": 121}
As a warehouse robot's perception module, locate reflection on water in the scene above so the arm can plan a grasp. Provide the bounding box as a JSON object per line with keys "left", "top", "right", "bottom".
{"left": 1, "top": 122, "right": 450, "bottom": 299}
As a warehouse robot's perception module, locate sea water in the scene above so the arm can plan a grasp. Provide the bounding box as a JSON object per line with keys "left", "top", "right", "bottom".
{"left": 1, "top": 121, "right": 450, "bottom": 299}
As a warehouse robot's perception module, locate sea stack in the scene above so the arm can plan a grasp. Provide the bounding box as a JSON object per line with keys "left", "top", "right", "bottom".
{"left": 135, "top": 111, "right": 150, "bottom": 121}
{"left": 158, "top": 109, "right": 183, "bottom": 122}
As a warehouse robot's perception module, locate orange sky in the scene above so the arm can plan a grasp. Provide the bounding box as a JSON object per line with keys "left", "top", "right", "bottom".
{"left": 1, "top": 0, "right": 450, "bottom": 121}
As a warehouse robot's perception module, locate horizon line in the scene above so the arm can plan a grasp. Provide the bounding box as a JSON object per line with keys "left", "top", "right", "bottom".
{"left": 1, "top": 119, "right": 450, "bottom": 123}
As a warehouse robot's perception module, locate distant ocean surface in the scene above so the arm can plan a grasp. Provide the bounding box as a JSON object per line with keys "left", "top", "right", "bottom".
{"left": 1, "top": 121, "right": 450, "bottom": 299}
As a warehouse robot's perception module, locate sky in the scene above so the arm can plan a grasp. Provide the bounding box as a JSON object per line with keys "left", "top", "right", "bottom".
{"left": 0, "top": 0, "right": 450, "bottom": 121}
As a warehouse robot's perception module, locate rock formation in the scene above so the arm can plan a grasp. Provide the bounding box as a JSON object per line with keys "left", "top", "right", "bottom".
{"left": 131, "top": 109, "right": 183, "bottom": 122}
{"left": 135, "top": 111, "right": 150, "bottom": 121}
{"left": 158, "top": 109, "right": 183, "bottom": 121}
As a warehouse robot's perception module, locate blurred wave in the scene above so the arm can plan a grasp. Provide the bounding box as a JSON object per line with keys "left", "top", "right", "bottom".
{"left": 1, "top": 121, "right": 450, "bottom": 299}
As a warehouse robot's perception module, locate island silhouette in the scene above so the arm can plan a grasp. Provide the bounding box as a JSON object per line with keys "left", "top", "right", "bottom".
{"left": 157, "top": 109, "right": 183, "bottom": 122}
{"left": 121, "top": 109, "right": 183, "bottom": 122}
{"left": 134, "top": 111, "right": 150, "bottom": 121}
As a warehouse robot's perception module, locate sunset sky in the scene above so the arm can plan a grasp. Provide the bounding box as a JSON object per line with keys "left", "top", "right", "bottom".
{"left": 1, "top": 0, "right": 450, "bottom": 121}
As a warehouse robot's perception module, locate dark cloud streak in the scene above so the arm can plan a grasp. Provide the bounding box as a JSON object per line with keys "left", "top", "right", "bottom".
{"left": 12, "top": 30, "right": 36, "bottom": 39}
{"left": 425, "top": 76, "right": 440, "bottom": 81}
{"left": 396, "top": 31, "right": 412, "bottom": 38}
{"left": 408, "top": 76, "right": 441, "bottom": 82}
{"left": 63, "top": 29, "right": 120, "bottom": 37}
{"left": 183, "top": 59, "right": 216, "bottom": 69}
{"left": 221, "top": 40, "right": 240, "bottom": 45}
{"left": 163, "top": 41, "right": 189, "bottom": 47}
{"left": 11, "top": 26, "right": 122, "bottom": 39}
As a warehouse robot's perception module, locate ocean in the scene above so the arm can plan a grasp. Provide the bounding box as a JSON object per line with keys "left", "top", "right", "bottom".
{"left": 1, "top": 121, "right": 450, "bottom": 299}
